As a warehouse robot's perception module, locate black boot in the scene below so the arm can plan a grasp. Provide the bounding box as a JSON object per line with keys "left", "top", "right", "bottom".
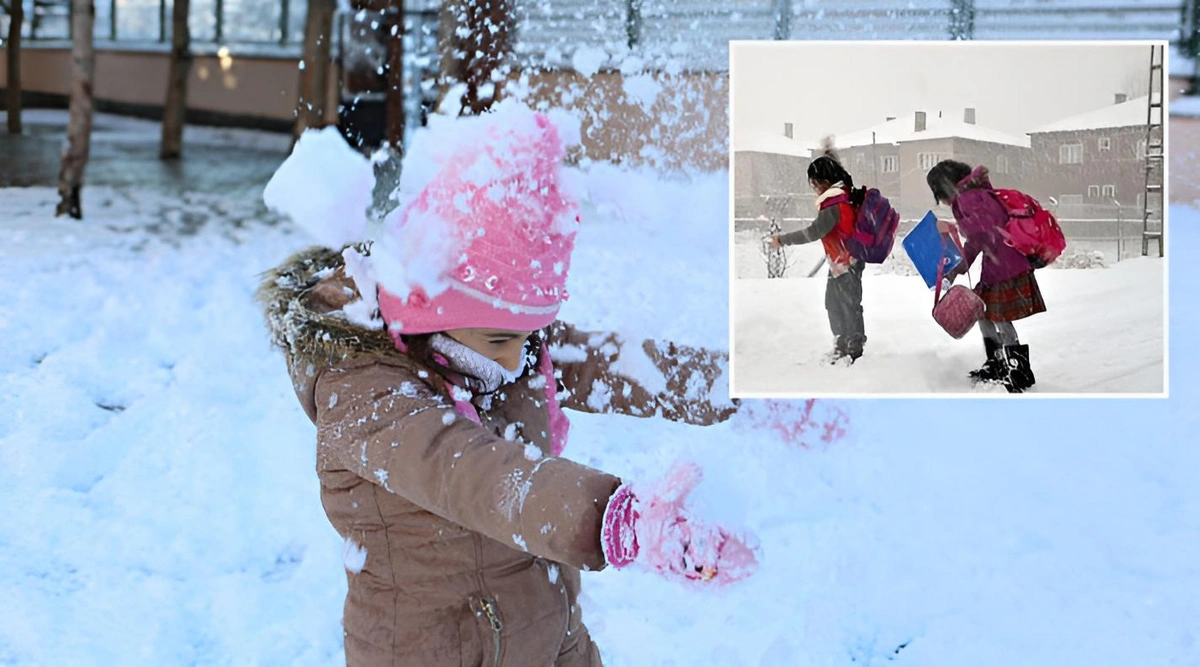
{"left": 1001, "top": 344, "right": 1036, "bottom": 393}
{"left": 969, "top": 338, "right": 1003, "bottom": 384}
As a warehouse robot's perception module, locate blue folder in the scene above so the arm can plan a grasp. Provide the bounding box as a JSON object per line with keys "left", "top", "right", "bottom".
{"left": 902, "top": 210, "right": 964, "bottom": 289}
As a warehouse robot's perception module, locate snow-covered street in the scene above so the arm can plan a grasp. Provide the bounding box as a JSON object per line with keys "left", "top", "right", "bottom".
{"left": 732, "top": 236, "right": 1166, "bottom": 395}
{"left": 1, "top": 113, "right": 1199, "bottom": 666}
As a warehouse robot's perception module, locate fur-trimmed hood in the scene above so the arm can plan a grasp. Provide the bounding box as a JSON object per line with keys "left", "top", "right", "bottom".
{"left": 956, "top": 165, "right": 994, "bottom": 193}
{"left": 255, "top": 245, "right": 397, "bottom": 370}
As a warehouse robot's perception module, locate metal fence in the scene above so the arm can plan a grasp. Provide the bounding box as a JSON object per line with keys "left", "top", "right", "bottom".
{"left": 735, "top": 213, "right": 1151, "bottom": 264}
{"left": 512, "top": 0, "right": 1195, "bottom": 72}
{"left": 5, "top": 0, "right": 1196, "bottom": 63}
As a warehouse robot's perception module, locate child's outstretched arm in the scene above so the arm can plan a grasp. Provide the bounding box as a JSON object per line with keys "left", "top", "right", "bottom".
{"left": 313, "top": 360, "right": 758, "bottom": 586}
{"left": 544, "top": 321, "right": 737, "bottom": 427}
{"left": 315, "top": 358, "right": 620, "bottom": 572}
{"left": 773, "top": 205, "right": 839, "bottom": 247}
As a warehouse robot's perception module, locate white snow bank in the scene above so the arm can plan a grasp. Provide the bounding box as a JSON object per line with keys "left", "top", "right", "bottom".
{"left": 0, "top": 143, "right": 1197, "bottom": 667}
{"left": 733, "top": 256, "right": 1165, "bottom": 395}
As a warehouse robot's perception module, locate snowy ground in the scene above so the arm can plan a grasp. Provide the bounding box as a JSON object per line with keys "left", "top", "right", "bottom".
{"left": 732, "top": 231, "right": 1166, "bottom": 396}
{"left": 2, "top": 121, "right": 1199, "bottom": 666}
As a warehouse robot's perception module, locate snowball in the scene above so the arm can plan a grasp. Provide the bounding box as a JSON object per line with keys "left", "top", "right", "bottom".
{"left": 262, "top": 127, "right": 374, "bottom": 249}
{"left": 343, "top": 537, "right": 368, "bottom": 574}
{"left": 571, "top": 46, "right": 609, "bottom": 78}
{"left": 611, "top": 343, "right": 668, "bottom": 396}
{"left": 622, "top": 74, "right": 662, "bottom": 111}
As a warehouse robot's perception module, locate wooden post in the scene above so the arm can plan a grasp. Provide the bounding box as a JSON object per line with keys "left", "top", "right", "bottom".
{"left": 383, "top": 5, "right": 405, "bottom": 149}
{"left": 437, "top": 0, "right": 512, "bottom": 116}
{"left": 948, "top": 0, "right": 975, "bottom": 40}
{"left": 294, "top": 0, "right": 336, "bottom": 139}
{"left": 57, "top": 0, "right": 97, "bottom": 220}
{"left": 160, "top": 0, "right": 192, "bottom": 159}
{"left": 5, "top": 0, "right": 23, "bottom": 135}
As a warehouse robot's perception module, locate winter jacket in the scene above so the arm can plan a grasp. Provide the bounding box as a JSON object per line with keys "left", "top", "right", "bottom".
{"left": 257, "top": 246, "right": 737, "bottom": 667}
{"left": 948, "top": 166, "right": 1033, "bottom": 287}
{"left": 776, "top": 185, "right": 856, "bottom": 269}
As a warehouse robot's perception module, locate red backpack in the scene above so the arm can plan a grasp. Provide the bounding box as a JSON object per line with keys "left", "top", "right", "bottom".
{"left": 990, "top": 189, "right": 1067, "bottom": 268}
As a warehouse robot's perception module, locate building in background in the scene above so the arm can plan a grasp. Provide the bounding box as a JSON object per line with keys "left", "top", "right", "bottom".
{"left": 733, "top": 124, "right": 815, "bottom": 229}
{"left": 827, "top": 109, "right": 1032, "bottom": 219}
{"left": 1027, "top": 94, "right": 1154, "bottom": 217}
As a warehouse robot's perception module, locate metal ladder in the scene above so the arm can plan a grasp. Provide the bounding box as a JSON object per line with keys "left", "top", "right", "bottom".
{"left": 1141, "top": 43, "right": 1165, "bottom": 258}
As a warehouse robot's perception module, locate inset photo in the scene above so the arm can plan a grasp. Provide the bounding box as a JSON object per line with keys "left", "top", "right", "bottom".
{"left": 730, "top": 41, "right": 1168, "bottom": 397}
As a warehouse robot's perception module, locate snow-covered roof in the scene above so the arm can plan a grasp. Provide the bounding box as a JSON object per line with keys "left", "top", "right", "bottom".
{"left": 832, "top": 112, "right": 1031, "bottom": 149}
{"left": 1028, "top": 96, "right": 1151, "bottom": 134}
{"left": 733, "top": 132, "right": 818, "bottom": 158}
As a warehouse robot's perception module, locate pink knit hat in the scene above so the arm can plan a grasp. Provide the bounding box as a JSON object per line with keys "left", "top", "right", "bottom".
{"left": 375, "top": 104, "right": 581, "bottom": 335}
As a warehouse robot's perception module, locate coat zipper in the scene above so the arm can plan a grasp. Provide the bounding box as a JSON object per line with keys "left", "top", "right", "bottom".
{"left": 480, "top": 597, "right": 504, "bottom": 667}
{"left": 471, "top": 533, "right": 503, "bottom": 667}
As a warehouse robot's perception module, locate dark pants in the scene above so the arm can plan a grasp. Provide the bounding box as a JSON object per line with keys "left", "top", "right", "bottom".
{"left": 825, "top": 260, "right": 866, "bottom": 353}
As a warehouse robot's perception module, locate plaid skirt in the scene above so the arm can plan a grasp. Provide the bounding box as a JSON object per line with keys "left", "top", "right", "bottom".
{"left": 974, "top": 270, "right": 1046, "bottom": 322}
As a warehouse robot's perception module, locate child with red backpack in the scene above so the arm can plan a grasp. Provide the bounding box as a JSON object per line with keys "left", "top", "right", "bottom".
{"left": 926, "top": 160, "right": 1049, "bottom": 393}
{"left": 770, "top": 151, "right": 872, "bottom": 364}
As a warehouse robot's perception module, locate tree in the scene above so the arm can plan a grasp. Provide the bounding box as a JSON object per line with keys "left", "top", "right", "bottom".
{"left": 2, "top": 0, "right": 22, "bottom": 134}
{"left": 437, "top": 0, "right": 512, "bottom": 116}
{"left": 294, "top": 0, "right": 336, "bottom": 140}
{"left": 56, "top": 0, "right": 96, "bottom": 219}
{"left": 160, "top": 0, "right": 191, "bottom": 159}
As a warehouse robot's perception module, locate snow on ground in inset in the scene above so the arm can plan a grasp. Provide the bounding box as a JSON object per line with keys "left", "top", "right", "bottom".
{"left": 732, "top": 229, "right": 1166, "bottom": 395}
{"left": 0, "top": 125, "right": 1198, "bottom": 667}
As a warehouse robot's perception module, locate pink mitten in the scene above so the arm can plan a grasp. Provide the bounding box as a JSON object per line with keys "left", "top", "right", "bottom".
{"left": 601, "top": 461, "right": 760, "bottom": 586}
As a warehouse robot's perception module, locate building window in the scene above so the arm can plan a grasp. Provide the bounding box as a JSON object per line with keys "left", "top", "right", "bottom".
{"left": 918, "top": 153, "right": 944, "bottom": 171}
{"left": 16, "top": 0, "right": 310, "bottom": 46}
{"left": 1088, "top": 185, "right": 1101, "bottom": 198}
{"left": 1099, "top": 137, "right": 1112, "bottom": 151}
{"left": 880, "top": 156, "right": 898, "bottom": 173}
{"left": 995, "top": 154, "right": 1009, "bottom": 174}
{"left": 1103, "top": 185, "right": 1116, "bottom": 198}
{"left": 1059, "top": 144, "right": 1083, "bottom": 164}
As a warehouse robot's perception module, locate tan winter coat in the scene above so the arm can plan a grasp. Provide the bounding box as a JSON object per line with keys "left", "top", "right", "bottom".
{"left": 257, "top": 246, "right": 736, "bottom": 667}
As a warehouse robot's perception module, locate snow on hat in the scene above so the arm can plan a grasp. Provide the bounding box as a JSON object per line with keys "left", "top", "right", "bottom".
{"left": 373, "top": 101, "right": 583, "bottom": 335}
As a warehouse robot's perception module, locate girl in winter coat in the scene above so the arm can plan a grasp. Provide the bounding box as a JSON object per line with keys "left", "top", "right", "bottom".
{"left": 258, "top": 105, "right": 758, "bottom": 667}
{"left": 769, "top": 152, "right": 868, "bottom": 364}
{"left": 925, "top": 160, "right": 1045, "bottom": 393}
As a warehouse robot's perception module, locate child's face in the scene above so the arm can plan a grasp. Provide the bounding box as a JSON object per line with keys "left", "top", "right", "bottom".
{"left": 446, "top": 328, "right": 535, "bottom": 372}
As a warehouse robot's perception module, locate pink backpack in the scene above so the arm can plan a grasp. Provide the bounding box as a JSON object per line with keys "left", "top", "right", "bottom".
{"left": 991, "top": 189, "right": 1067, "bottom": 268}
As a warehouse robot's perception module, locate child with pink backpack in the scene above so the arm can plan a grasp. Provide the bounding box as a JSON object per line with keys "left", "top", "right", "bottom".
{"left": 258, "top": 103, "right": 758, "bottom": 666}
{"left": 926, "top": 160, "right": 1048, "bottom": 393}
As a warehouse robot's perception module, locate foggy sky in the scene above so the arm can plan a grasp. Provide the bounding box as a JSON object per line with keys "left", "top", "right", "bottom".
{"left": 731, "top": 42, "right": 1154, "bottom": 147}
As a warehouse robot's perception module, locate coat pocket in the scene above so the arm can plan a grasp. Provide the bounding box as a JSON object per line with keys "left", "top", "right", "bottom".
{"left": 466, "top": 595, "right": 506, "bottom": 667}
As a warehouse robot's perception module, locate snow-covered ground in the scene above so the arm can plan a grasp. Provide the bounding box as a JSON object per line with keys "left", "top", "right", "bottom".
{"left": 2, "top": 121, "right": 1199, "bottom": 666}
{"left": 732, "top": 231, "right": 1166, "bottom": 395}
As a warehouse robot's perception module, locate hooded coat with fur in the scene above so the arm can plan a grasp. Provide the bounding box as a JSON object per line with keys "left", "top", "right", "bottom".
{"left": 257, "top": 246, "right": 737, "bottom": 667}
{"left": 948, "top": 166, "right": 1034, "bottom": 286}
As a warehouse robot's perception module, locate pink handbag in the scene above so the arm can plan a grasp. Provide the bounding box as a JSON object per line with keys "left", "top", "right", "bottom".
{"left": 932, "top": 227, "right": 985, "bottom": 339}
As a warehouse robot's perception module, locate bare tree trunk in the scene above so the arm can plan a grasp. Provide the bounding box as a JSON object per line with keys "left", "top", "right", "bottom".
{"left": 56, "top": 0, "right": 96, "bottom": 219}
{"left": 438, "top": 0, "right": 512, "bottom": 116}
{"left": 5, "top": 0, "right": 22, "bottom": 134}
{"left": 294, "top": 0, "right": 336, "bottom": 139}
{"left": 160, "top": 0, "right": 191, "bottom": 159}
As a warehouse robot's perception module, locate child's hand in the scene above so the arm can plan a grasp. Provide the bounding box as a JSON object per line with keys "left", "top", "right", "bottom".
{"left": 602, "top": 461, "right": 760, "bottom": 586}
{"left": 768, "top": 235, "right": 782, "bottom": 249}
{"left": 936, "top": 219, "right": 955, "bottom": 234}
